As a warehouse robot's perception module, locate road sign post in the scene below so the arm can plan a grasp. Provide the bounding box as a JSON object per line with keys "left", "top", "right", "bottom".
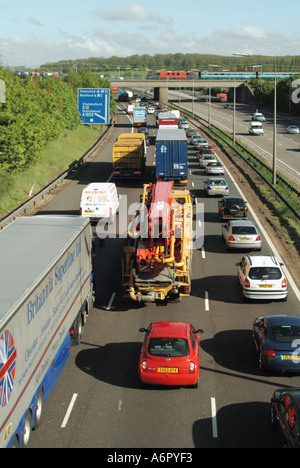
{"left": 78, "top": 88, "right": 110, "bottom": 124}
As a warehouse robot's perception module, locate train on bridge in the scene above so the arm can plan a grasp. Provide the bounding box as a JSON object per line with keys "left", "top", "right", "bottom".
{"left": 146, "top": 70, "right": 300, "bottom": 80}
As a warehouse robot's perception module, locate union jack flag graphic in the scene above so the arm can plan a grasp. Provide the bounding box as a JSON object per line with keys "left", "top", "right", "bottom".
{"left": 0, "top": 330, "right": 17, "bottom": 408}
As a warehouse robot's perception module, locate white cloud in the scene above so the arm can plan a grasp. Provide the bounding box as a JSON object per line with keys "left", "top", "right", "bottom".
{"left": 95, "top": 3, "right": 172, "bottom": 25}
{"left": 1, "top": 24, "right": 300, "bottom": 68}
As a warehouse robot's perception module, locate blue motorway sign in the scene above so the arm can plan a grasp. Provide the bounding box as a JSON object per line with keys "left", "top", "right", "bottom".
{"left": 78, "top": 88, "right": 110, "bottom": 124}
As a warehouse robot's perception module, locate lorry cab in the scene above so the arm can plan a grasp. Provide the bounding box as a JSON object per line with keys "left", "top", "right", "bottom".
{"left": 249, "top": 121, "right": 264, "bottom": 135}
{"left": 80, "top": 182, "right": 119, "bottom": 222}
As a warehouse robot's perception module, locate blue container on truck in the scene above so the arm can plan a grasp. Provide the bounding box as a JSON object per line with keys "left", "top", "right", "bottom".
{"left": 155, "top": 128, "right": 188, "bottom": 184}
{"left": 0, "top": 216, "right": 94, "bottom": 448}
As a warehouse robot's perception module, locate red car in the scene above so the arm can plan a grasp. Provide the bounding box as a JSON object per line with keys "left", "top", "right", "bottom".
{"left": 197, "top": 146, "right": 214, "bottom": 156}
{"left": 139, "top": 322, "right": 203, "bottom": 387}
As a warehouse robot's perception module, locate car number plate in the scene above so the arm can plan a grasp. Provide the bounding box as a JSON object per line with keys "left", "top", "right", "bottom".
{"left": 259, "top": 284, "right": 273, "bottom": 288}
{"left": 281, "top": 355, "right": 300, "bottom": 360}
{"left": 239, "top": 237, "right": 251, "bottom": 241}
{"left": 158, "top": 367, "right": 178, "bottom": 373}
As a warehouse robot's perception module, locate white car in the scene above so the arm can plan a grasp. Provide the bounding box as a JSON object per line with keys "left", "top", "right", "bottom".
{"left": 179, "top": 119, "right": 189, "bottom": 129}
{"left": 287, "top": 125, "right": 299, "bottom": 134}
{"left": 236, "top": 255, "right": 288, "bottom": 301}
{"left": 252, "top": 112, "right": 265, "bottom": 122}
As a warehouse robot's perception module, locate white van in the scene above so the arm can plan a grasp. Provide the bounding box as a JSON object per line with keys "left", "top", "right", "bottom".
{"left": 249, "top": 121, "right": 264, "bottom": 135}
{"left": 80, "top": 183, "right": 119, "bottom": 222}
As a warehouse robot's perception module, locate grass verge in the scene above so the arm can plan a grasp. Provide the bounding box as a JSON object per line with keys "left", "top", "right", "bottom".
{"left": 0, "top": 125, "right": 104, "bottom": 217}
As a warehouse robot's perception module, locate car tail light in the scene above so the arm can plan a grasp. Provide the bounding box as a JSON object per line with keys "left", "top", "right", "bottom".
{"left": 80, "top": 207, "right": 82, "bottom": 215}
{"left": 255, "top": 236, "right": 261, "bottom": 241}
{"left": 282, "top": 278, "right": 287, "bottom": 288}
{"left": 225, "top": 187, "right": 229, "bottom": 190}
{"left": 207, "top": 186, "right": 212, "bottom": 190}
{"left": 264, "top": 350, "right": 276, "bottom": 359}
{"left": 184, "top": 286, "right": 190, "bottom": 294}
{"left": 228, "top": 235, "right": 235, "bottom": 241}
{"left": 141, "top": 360, "right": 147, "bottom": 370}
{"left": 189, "top": 362, "right": 196, "bottom": 373}
{"left": 244, "top": 278, "right": 250, "bottom": 288}
{"left": 109, "top": 207, "right": 112, "bottom": 216}
{"left": 244, "top": 207, "right": 248, "bottom": 212}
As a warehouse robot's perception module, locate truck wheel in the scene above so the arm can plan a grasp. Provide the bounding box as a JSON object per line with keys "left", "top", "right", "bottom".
{"left": 33, "top": 387, "right": 44, "bottom": 429}
{"left": 10, "top": 435, "right": 19, "bottom": 448}
{"left": 21, "top": 411, "right": 32, "bottom": 448}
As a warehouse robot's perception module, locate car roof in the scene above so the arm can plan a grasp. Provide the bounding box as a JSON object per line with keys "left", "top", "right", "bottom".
{"left": 227, "top": 220, "right": 255, "bottom": 226}
{"left": 207, "top": 177, "right": 226, "bottom": 181}
{"left": 150, "top": 321, "right": 190, "bottom": 338}
{"left": 246, "top": 255, "right": 281, "bottom": 267}
{"left": 266, "top": 315, "right": 300, "bottom": 326}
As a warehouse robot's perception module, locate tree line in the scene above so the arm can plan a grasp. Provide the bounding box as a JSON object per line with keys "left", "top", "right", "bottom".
{"left": 0, "top": 69, "right": 115, "bottom": 175}
{"left": 40, "top": 53, "right": 300, "bottom": 75}
{"left": 251, "top": 76, "right": 300, "bottom": 113}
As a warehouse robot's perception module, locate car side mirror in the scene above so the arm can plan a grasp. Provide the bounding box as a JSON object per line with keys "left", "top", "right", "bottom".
{"left": 235, "top": 262, "right": 241, "bottom": 266}
{"left": 139, "top": 327, "right": 148, "bottom": 333}
{"left": 196, "top": 329, "right": 204, "bottom": 334}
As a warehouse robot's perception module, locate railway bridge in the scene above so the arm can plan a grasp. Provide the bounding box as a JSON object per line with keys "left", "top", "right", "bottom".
{"left": 109, "top": 78, "right": 252, "bottom": 102}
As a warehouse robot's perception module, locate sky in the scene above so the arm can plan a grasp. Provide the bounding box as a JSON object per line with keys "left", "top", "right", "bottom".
{"left": 1, "top": 0, "right": 300, "bottom": 68}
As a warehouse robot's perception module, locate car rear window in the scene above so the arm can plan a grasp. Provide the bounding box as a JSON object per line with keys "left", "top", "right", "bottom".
{"left": 225, "top": 198, "right": 244, "bottom": 208}
{"left": 232, "top": 226, "right": 257, "bottom": 234}
{"left": 209, "top": 180, "right": 226, "bottom": 186}
{"left": 148, "top": 338, "right": 189, "bottom": 357}
{"left": 249, "top": 267, "right": 282, "bottom": 280}
{"left": 271, "top": 326, "right": 300, "bottom": 343}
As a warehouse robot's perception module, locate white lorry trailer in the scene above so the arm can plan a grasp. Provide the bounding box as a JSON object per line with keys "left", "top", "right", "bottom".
{"left": 0, "top": 216, "right": 94, "bottom": 448}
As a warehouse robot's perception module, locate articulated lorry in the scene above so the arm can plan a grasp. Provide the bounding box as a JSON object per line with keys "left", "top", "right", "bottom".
{"left": 0, "top": 216, "right": 94, "bottom": 448}
{"left": 112, "top": 133, "right": 146, "bottom": 179}
{"left": 155, "top": 128, "right": 188, "bottom": 184}
{"left": 122, "top": 181, "right": 193, "bottom": 303}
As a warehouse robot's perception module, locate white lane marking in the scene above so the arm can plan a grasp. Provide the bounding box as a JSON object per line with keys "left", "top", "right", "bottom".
{"left": 118, "top": 399, "right": 123, "bottom": 413}
{"left": 106, "top": 292, "right": 116, "bottom": 310}
{"left": 205, "top": 291, "right": 209, "bottom": 311}
{"left": 211, "top": 397, "right": 218, "bottom": 438}
{"left": 61, "top": 393, "right": 78, "bottom": 428}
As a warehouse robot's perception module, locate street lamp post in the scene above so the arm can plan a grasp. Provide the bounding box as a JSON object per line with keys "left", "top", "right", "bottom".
{"left": 272, "top": 57, "right": 277, "bottom": 185}
{"left": 232, "top": 53, "right": 251, "bottom": 145}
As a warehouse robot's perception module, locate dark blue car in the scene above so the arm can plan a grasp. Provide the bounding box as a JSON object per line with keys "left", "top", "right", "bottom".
{"left": 253, "top": 315, "right": 300, "bottom": 373}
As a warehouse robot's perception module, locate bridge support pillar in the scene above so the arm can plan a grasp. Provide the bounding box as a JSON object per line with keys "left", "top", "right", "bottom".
{"left": 154, "top": 87, "right": 168, "bottom": 103}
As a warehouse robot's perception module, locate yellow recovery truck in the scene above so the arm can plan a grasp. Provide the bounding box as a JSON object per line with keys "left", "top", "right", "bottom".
{"left": 123, "top": 181, "right": 193, "bottom": 303}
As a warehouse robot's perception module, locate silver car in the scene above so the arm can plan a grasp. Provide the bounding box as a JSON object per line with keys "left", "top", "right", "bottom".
{"left": 199, "top": 154, "right": 218, "bottom": 167}
{"left": 194, "top": 139, "right": 209, "bottom": 149}
{"left": 222, "top": 220, "right": 262, "bottom": 251}
{"left": 205, "top": 161, "right": 225, "bottom": 175}
{"left": 287, "top": 125, "right": 299, "bottom": 134}
{"left": 204, "top": 177, "right": 229, "bottom": 196}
